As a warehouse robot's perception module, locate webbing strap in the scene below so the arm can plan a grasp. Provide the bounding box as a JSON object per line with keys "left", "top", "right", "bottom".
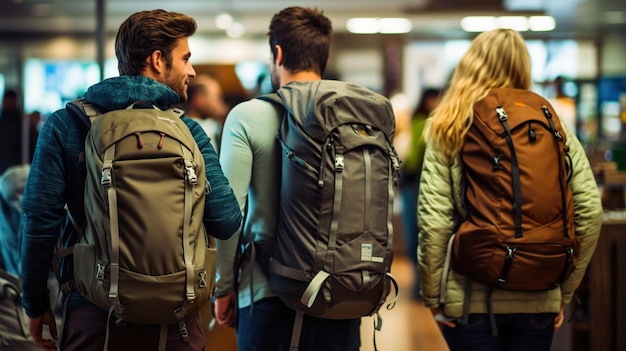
{"left": 373, "top": 313, "right": 383, "bottom": 351}
{"left": 496, "top": 107, "right": 523, "bottom": 238}
{"left": 289, "top": 310, "right": 305, "bottom": 351}
{"left": 329, "top": 150, "right": 344, "bottom": 252}
{"left": 386, "top": 150, "right": 395, "bottom": 252}
{"left": 51, "top": 246, "right": 74, "bottom": 285}
{"left": 158, "top": 324, "right": 168, "bottom": 351}
{"left": 103, "top": 146, "right": 122, "bottom": 317}
{"left": 385, "top": 272, "right": 399, "bottom": 310}
{"left": 542, "top": 105, "right": 570, "bottom": 239}
{"left": 181, "top": 146, "right": 196, "bottom": 304}
{"left": 554, "top": 247, "right": 574, "bottom": 288}
{"left": 363, "top": 148, "right": 371, "bottom": 231}
{"left": 439, "top": 235, "right": 455, "bottom": 305}
{"left": 103, "top": 306, "right": 115, "bottom": 351}
{"left": 496, "top": 245, "right": 516, "bottom": 285}
{"left": 300, "top": 270, "right": 331, "bottom": 308}
{"left": 269, "top": 259, "right": 307, "bottom": 281}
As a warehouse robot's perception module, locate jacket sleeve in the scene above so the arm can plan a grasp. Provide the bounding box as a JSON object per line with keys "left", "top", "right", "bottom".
{"left": 417, "top": 141, "right": 458, "bottom": 309}
{"left": 559, "top": 121, "right": 603, "bottom": 304}
{"left": 183, "top": 116, "right": 242, "bottom": 240}
{"left": 21, "top": 110, "right": 75, "bottom": 318}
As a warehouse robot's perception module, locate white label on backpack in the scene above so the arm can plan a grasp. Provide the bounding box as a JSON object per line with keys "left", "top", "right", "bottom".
{"left": 361, "top": 243, "right": 373, "bottom": 261}
{"left": 361, "top": 243, "right": 384, "bottom": 262}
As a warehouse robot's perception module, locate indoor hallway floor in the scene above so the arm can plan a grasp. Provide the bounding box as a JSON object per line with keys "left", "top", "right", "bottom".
{"left": 204, "top": 253, "right": 451, "bottom": 351}
{"left": 360, "top": 254, "right": 450, "bottom": 351}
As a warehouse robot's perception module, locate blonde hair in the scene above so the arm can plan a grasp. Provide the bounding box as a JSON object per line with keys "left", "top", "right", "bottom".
{"left": 425, "top": 28, "right": 532, "bottom": 157}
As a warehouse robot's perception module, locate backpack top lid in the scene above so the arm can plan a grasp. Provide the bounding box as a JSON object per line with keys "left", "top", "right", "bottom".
{"left": 473, "top": 88, "right": 564, "bottom": 136}
{"left": 276, "top": 80, "right": 396, "bottom": 143}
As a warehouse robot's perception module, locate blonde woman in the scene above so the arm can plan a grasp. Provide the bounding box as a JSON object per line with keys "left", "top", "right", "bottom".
{"left": 417, "top": 28, "right": 603, "bottom": 350}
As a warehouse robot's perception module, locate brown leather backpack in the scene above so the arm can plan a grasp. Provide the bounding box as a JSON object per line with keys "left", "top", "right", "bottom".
{"left": 452, "top": 88, "right": 577, "bottom": 291}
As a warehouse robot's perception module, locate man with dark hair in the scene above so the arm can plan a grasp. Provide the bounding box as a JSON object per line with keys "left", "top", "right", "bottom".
{"left": 214, "top": 6, "right": 361, "bottom": 351}
{"left": 21, "top": 9, "right": 241, "bottom": 350}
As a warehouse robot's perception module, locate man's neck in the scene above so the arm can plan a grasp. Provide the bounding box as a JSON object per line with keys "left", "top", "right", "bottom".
{"left": 281, "top": 70, "right": 321, "bottom": 86}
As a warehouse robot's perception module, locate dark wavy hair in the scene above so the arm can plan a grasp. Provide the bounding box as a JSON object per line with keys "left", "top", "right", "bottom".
{"left": 115, "top": 9, "right": 197, "bottom": 76}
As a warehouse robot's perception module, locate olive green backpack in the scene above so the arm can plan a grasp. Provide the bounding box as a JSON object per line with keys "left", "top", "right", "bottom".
{"left": 64, "top": 100, "right": 216, "bottom": 349}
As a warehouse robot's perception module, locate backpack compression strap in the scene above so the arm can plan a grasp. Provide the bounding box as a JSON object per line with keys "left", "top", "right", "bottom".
{"left": 541, "top": 105, "right": 574, "bottom": 288}
{"left": 101, "top": 146, "right": 123, "bottom": 317}
{"left": 496, "top": 107, "right": 523, "bottom": 239}
{"left": 181, "top": 146, "right": 198, "bottom": 304}
{"left": 495, "top": 106, "right": 522, "bottom": 287}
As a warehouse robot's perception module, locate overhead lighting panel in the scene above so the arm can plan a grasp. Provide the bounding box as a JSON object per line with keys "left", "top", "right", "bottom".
{"left": 461, "top": 15, "right": 556, "bottom": 32}
{"left": 347, "top": 18, "right": 413, "bottom": 34}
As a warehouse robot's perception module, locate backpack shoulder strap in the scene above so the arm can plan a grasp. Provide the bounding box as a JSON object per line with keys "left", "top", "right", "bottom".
{"left": 256, "top": 93, "right": 283, "bottom": 107}
{"left": 66, "top": 98, "right": 101, "bottom": 128}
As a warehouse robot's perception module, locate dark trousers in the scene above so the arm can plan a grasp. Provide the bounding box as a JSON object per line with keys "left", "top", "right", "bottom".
{"left": 443, "top": 313, "right": 557, "bottom": 351}
{"left": 60, "top": 304, "right": 205, "bottom": 351}
{"left": 237, "top": 297, "right": 361, "bottom": 351}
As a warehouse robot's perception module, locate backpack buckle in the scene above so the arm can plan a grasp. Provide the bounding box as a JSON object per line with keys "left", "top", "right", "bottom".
{"left": 101, "top": 167, "right": 112, "bottom": 186}
{"left": 198, "top": 270, "right": 207, "bottom": 288}
{"left": 505, "top": 245, "right": 516, "bottom": 261}
{"left": 184, "top": 161, "right": 198, "bottom": 185}
{"left": 96, "top": 263, "right": 106, "bottom": 280}
{"left": 496, "top": 107, "right": 508, "bottom": 121}
{"left": 335, "top": 155, "right": 344, "bottom": 172}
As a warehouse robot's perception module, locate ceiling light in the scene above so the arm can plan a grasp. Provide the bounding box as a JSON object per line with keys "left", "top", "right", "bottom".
{"left": 215, "top": 13, "right": 233, "bottom": 30}
{"left": 497, "top": 16, "right": 529, "bottom": 31}
{"left": 460, "top": 16, "right": 498, "bottom": 32}
{"left": 378, "top": 18, "right": 412, "bottom": 34}
{"left": 226, "top": 22, "right": 245, "bottom": 38}
{"left": 528, "top": 16, "right": 556, "bottom": 31}
{"left": 346, "top": 18, "right": 379, "bottom": 34}
{"left": 461, "top": 15, "right": 555, "bottom": 32}
{"left": 347, "top": 18, "right": 413, "bottom": 34}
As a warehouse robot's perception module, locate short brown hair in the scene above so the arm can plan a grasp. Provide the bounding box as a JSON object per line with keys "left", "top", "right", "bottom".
{"left": 268, "top": 7, "right": 332, "bottom": 76}
{"left": 115, "top": 9, "right": 197, "bottom": 76}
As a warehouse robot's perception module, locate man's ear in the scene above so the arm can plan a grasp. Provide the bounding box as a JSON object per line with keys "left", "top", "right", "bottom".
{"left": 274, "top": 45, "right": 284, "bottom": 66}
{"left": 148, "top": 50, "right": 164, "bottom": 74}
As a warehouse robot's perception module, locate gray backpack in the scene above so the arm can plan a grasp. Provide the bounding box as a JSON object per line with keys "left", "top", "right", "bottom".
{"left": 0, "top": 269, "right": 43, "bottom": 351}
{"left": 259, "top": 80, "right": 400, "bottom": 348}
{"left": 64, "top": 100, "right": 216, "bottom": 330}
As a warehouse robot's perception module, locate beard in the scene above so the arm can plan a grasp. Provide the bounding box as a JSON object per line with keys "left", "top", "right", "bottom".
{"left": 164, "top": 70, "right": 188, "bottom": 103}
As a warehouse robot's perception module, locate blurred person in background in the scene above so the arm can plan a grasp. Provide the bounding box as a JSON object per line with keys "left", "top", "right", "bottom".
{"left": 398, "top": 87, "right": 440, "bottom": 301}
{"left": 182, "top": 74, "right": 229, "bottom": 154}
{"left": 0, "top": 89, "right": 23, "bottom": 174}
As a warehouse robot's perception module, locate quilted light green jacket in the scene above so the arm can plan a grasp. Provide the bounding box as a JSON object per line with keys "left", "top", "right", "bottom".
{"left": 417, "top": 115, "right": 603, "bottom": 318}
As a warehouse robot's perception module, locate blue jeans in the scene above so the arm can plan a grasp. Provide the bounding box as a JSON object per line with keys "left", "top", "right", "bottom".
{"left": 237, "top": 297, "right": 361, "bottom": 351}
{"left": 443, "top": 313, "right": 556, "bottom": 351}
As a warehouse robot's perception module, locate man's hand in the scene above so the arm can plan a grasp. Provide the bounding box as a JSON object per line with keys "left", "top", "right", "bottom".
{"left": 29, "top": 308, "right": 58, "bottom": 350}
{"left": 214, "top": 292, "right": 237, "bottom": 328}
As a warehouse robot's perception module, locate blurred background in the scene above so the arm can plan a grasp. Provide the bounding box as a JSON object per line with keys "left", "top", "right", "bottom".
{"left": 1, "top": 1, "right": 625, "bottom": 350}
